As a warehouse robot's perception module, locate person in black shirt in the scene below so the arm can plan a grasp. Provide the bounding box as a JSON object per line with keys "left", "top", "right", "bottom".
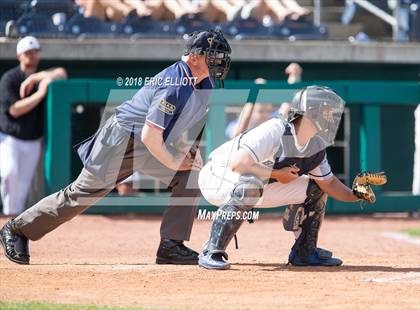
{"left": 0, "top": 36, "right": 67, "bottom": 216}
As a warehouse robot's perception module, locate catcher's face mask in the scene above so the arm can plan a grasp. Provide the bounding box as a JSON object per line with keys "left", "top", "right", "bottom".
{"left": 305, "top": 91, "right": 344, "bottom": 144}
{"left": 287, "top": 86, "right": 345, "bottom": 155}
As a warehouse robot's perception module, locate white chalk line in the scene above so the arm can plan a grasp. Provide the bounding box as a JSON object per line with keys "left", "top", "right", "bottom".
{"left": 81, "top": 264, "right": 191, "bottom": 271}
{"left": 86, "top": 264, "right": 165, "bottom": 271}
{"left": 364, "top": 272, "right": 420, "bottom": 284}
{"left": 362, "top": 232, "right": 420, "bottom": 284}
{"left": 382, "top": 232, "right": 420, "bottom": 246}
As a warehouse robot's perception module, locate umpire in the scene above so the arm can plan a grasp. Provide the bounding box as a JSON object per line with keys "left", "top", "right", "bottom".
{"left": 0, "top": 29, "right": 231, "bottom": 265}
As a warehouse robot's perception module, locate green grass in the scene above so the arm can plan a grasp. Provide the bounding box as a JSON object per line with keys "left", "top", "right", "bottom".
{"left": 0, "top": 302, "right": 165, "bottom": 310}
{"left": 402, "top": 228, "right": 420, "bottom": 237}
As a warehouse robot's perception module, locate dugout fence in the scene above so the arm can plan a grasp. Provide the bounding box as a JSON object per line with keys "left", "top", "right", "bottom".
{"left": 43, "top": 79, "right": 420, "bottom": 214}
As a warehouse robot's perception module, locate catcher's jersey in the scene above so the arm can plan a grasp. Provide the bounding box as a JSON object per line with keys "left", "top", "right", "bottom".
{"left": 209, "top": 117, "right": 333, "bottom": 180}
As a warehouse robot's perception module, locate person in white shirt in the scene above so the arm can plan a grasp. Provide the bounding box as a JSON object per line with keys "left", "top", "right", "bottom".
{"left": 198, "top": 86, "right": 361, "bottom": 269}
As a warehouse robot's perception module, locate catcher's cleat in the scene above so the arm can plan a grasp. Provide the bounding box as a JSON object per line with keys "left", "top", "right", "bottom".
{"left": 316, "top": 247, "right": 333, "bottom": 259}
{"left": 198, "top": 252, "right": 230, "bottom": 270}
{"left": 0, "top": 220, "right": 30, "bottom": 265}
{"left": 288, "top": 249, "right": 342, "bottom": 267}
{"left": 156, "top": 239, "right": 198, "bottom": 265}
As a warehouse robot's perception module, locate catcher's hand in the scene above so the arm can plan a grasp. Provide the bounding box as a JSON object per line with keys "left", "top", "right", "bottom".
{"left": 352, "top": 172, "right": 387, "bottom": 204}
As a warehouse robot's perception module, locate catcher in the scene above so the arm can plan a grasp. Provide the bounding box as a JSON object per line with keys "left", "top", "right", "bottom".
{"left": 198, "top": 86, "right": 386, "bottom": 269}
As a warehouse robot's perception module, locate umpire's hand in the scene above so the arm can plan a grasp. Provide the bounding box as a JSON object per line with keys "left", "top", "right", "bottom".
{"left": 175, "top": 145, "right": 203, "bottom": 171}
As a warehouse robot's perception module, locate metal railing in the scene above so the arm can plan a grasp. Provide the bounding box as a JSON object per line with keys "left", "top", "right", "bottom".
{"left": 313, "top": 0, "right": 322, "bottom": 27}
{"left": 345, "top": 0, "right": 410, "bottom": 41}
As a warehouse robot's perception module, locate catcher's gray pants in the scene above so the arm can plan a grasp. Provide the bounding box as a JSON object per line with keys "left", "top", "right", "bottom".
{"left": 13, "top": 121, "right": 200, "bottom": 242}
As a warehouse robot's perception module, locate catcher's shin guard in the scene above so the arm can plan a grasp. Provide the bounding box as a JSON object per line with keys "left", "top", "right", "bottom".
{"left": 282, "top": 203, "right": 331, "bottom": 259}
{"left": 200, "top": 203, "right": 247, "bottom": 269}
{"left": 282, "top": 204, "right": 305, "bottom": 233}
{"left": 284, "top": 179, "right": 341, "bottom": 265}
{"left": 199, "top": 175, "right": 263, "bottom": 270}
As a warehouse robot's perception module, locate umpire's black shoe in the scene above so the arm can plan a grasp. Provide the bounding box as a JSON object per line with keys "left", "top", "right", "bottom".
{"left": 0, "top": 220, "right": 30, "bottom": 265}
{"left": 156, "top": 239, "right": 198, "bottom": 265}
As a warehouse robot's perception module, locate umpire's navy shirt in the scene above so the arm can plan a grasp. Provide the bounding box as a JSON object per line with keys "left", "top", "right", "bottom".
{"left": 115, "top": 60, "right": 213, "bottom": 143}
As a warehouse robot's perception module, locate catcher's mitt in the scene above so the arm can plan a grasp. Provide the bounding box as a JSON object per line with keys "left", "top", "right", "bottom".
{"left": 352, "top": 172, "right": 387, "bottom": 204}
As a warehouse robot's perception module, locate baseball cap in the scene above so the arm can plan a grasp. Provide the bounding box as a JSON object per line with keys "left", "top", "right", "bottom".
{"left": 183, "top": 29, "right": 230, "bottom": 55}
{"left": 183, "top": 29, "right": 231, "bottom": 83}
{"left": 16, "top": 36, "right": 41, "bottom": 55}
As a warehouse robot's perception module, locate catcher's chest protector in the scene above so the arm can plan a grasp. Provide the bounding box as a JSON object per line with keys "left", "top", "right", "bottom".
{"left": 273, "top": 124, "right": 326, "bottom": 175}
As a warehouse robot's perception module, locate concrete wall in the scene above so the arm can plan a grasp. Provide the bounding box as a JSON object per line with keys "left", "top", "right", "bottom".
{"left": 1, "top": 39, "right": 419, "bottom": 83}
{"left": 1, "top": 39, "right": 420, "bottom": 63}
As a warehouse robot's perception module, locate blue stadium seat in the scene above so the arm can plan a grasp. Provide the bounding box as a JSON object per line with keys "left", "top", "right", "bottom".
{"left": 64, "top": 13, "right": 118, "bottom": 38}
{"left": 221, "top": 17, "right": 276, "bottom": 40}
{"left": 369, "top": 0, "right": 392, "bottom": 12}
{"left": 0, "top": 0, "right": 28, "bottom": 21}
{"left": 29, "top": 0, "right": 75, "bottom": 17}
{"left": 15, "top": 13, "right": 64, "bottom": 38}
{"left": 118, "top": 15, "right": 172, "bottom": 38}
{"left": 173, "top": 14, "right": 213, "bottom": 35}
{"left": 0, "top": 21, "right": 5, "bottom": 36}
{"left": 272, "top": 17, "right": 328, "bottom": 40}
{"left": 0, "top": 0, "right": 28, "bottom": 36}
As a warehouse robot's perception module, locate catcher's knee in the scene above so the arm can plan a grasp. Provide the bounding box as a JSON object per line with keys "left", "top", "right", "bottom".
{"left": 282, "top": 179, "right": 327, "bottom": 231}
{"left": 305, "top": 179, "right": 327, "bottom": 211}
{"left": 283, "top": 204, "right": 305, "bottom": 231}
{"left": 230, "top": 174, "right": 264, "bottom": 208}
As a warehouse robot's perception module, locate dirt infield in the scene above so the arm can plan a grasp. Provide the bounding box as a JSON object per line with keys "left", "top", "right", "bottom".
{"left": 0, "top": 214, "right": 419, "bottom": 310}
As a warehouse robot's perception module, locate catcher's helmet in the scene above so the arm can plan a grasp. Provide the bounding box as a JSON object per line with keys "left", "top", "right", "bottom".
{"left": 184, "top": 29, "right": 231, "bottom": 83}
{"left": 288, "top": 85, "right": 345, "bottom": 145}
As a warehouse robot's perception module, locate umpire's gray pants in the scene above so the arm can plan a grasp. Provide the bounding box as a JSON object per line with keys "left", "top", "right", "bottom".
{"left": 13, "top": 119, "right": 200, "bottom": 242}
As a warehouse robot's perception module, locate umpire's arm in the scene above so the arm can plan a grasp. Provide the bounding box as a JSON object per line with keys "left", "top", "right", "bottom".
{"left": 141, "top": 122, "right": 195, "bottom": 171}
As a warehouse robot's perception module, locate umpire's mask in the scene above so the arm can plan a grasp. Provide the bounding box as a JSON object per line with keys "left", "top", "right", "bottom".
{"left": 184, "top": 29, "right": 231, "bottom": 87}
